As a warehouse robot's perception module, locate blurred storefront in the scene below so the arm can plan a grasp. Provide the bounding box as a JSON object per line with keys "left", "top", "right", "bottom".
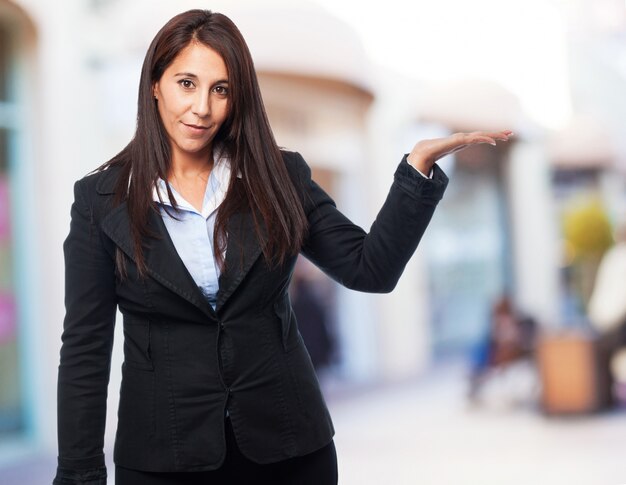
{"left": 549, "top": 114, "right": 618, "bottom": 325}
{"left": 0, "top": 8, "right": 20, "bottom": 436}
{"left": 412, "top": 80, "right": 561, "bottom": 357}
{"left": 0, "top": 0, "right": 38, "bottom": 445}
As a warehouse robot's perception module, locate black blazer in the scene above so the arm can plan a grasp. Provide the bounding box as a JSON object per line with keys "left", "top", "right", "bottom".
{"left": 54, "top": 150, "right": 448, "bottom": 483}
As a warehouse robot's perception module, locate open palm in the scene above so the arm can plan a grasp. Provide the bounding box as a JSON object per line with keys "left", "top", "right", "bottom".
{"left": 407, "top": 130, "right": 514, "bottom": 173}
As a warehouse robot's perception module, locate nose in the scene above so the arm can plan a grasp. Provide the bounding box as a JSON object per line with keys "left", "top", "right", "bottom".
{"left": 191, "top": 90, "right": 211, "bottom": 118}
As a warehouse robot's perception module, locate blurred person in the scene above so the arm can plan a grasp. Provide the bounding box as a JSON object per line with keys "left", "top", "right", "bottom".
{"left": 588, "top": 224, "right": 626, "bottom": 405}
{"left": 468, "top": 295, "right": 537, "bottom": 401}
{"left": 53, "top": 9, "right": 512, "bottom": 485}
{"left": 289, "top": 258, "right": 336, "bottom": 373}
{"left": 610, "top": 348, "right": 626, "bottom": 405}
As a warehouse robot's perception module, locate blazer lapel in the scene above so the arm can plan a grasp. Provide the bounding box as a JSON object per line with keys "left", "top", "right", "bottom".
{"left": 96, "top": 165, "right": 265, "bottom": 318}
{"left": 100, "top": 201, "right": 218, "bottom": 321}
{"left": 215, "top": 210, "right": 264, "bottom": 312}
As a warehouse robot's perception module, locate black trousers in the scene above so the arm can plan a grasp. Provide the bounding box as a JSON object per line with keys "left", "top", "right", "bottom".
{"left": 115, "top": 416, "right": 338, "bottom": 485}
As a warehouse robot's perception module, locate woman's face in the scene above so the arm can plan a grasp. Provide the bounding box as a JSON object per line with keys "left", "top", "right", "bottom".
{"left": 153, "top": 41, "right": 229, "bottom": 165}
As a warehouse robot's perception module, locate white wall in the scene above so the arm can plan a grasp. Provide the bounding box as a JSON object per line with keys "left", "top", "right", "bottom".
{"left": 506, "top": 141, "right": 561, "bottom": 327}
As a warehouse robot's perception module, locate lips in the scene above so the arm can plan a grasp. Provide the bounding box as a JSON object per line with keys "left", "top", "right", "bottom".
{"left": 183, "top": 123, "right": 209, "bottom": 130}
{"left": 183, "top": 122, "right": 209, "bottom": 130}
{"left": 181, "top": 122, "right": 210, "bottom": 137}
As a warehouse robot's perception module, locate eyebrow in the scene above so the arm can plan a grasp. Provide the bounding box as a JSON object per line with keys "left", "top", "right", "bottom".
{"left": 174, "top": 72, "right": 229, "bottom": 83}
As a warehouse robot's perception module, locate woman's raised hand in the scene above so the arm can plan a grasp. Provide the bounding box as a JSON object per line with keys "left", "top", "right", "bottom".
{"left": 407, "top": 130, "right": 514, "bottom": 175}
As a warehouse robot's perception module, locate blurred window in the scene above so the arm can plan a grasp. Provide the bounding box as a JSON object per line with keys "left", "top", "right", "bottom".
{"left": 0, "top": 26, "right": 7, "bottom": 101}
{"left": 0, "top": 19, "right": 22, "bottom": 436}
{"left": 425, "top": 155, "right": 511, "bottom": 357}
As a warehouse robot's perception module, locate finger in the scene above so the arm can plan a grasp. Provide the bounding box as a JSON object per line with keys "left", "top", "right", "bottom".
{"left": 473, "top": 130, "right": 514, "bottom": 144}
{"left": 480, "top": 131, "right": 511, "bottom": 140}
{"left": 474, "top": 130, "right": 513, "bottom": 137}
{"left": 469, "top": 135, "right": 497, "bottom": 146}
{"left": 495, "top": 130, "right": 514, "bottom": 140}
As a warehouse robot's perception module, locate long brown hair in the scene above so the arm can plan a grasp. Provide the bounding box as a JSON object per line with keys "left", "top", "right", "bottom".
{"left": 97, "top": 9, "right": 307, "bottom": 280}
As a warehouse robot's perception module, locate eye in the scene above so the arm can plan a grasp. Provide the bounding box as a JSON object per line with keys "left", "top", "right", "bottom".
{"left": 178, "top": 79, "right": 195, "bottom": 89}
{"left": 213, "top": 85, "right": 229, "bottom": 96}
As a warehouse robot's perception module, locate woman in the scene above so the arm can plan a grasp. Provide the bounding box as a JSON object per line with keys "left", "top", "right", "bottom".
{"left": 53, "top": 9, "right": 512, "bottom": 485}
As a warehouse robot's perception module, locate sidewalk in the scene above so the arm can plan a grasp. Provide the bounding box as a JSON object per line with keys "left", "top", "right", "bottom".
{"left": 328, "top": 361, "right": 626, "bottom": 485}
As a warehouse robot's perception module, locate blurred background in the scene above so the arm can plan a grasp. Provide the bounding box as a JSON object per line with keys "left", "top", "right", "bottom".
{"left": 1, "top": 0, "right": 626, "bottom": 483}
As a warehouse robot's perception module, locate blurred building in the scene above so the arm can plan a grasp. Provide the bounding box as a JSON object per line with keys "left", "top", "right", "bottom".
{"left": 0, "top": 0, "right": 625, "bottom": 475}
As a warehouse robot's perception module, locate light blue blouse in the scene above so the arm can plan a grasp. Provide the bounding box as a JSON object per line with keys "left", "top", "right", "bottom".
{"left": 152, "top": 157, "right": 233, "bottom": 311}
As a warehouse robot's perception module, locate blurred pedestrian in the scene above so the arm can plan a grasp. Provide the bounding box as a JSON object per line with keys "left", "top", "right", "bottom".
{"left": 53, "top": 9, "right": 512, "bottom": 485}
{"left": 468, "top": 295, "right": 537, "bottom": 401}
{"left": 290, "top": 259, "right": 336, "bottom": 373}
{"left": 588, "top": 224, "right": 626, "bottom": 405}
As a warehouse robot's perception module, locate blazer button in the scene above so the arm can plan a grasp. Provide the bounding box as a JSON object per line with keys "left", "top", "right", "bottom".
{"left": 219, "top": 322, "right": 225, "bottom": 331}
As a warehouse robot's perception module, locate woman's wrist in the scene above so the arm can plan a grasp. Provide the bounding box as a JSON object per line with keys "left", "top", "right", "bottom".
{"left": 406, "top": 152, "right": 433, "bottom": 176}
{"left": 405, "top": 158, "right": 433, "bottom": 179}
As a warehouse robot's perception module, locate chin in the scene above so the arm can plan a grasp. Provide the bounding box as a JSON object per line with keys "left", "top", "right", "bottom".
{"left": 178, "top": 142, "right": 212, "bottom": 155}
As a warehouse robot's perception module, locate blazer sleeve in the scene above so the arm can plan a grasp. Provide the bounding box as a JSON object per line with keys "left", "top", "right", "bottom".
{"left": 292, "top": 151, "right": 449, "bottom": 293}
{"left": 53, "top": 179, "right": 116, "bottom": 485}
